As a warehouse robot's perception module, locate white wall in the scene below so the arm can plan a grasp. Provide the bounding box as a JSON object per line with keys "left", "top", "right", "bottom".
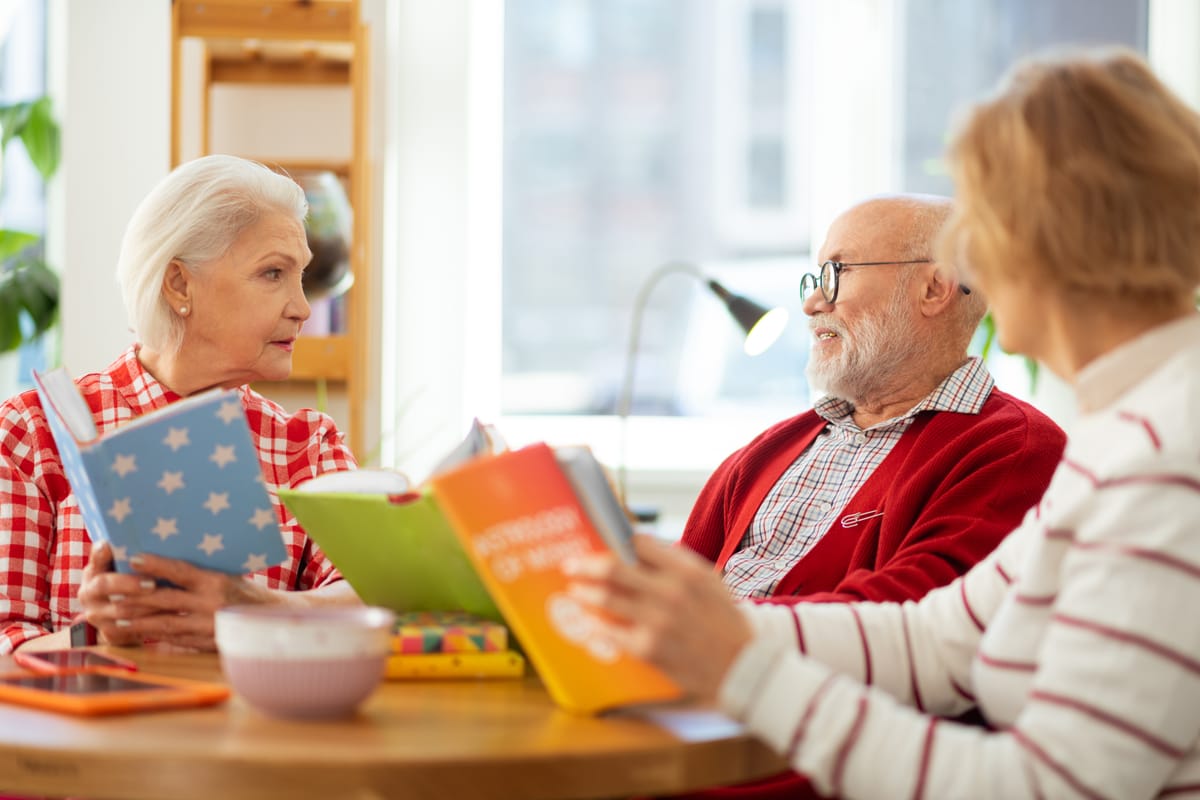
{"left": 48, "top": 0, "right": 171, "bottom": 375}
{"left": 380, "top": 0, "right": 484, "bottom": 479}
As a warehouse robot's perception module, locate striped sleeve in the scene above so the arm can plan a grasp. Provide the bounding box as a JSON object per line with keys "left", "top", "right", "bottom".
{"left": 737, "top": 510, "right": 1030, "bottom": 715}
{"left": 721, "top": 457, "right": 1200, "bottom": 799}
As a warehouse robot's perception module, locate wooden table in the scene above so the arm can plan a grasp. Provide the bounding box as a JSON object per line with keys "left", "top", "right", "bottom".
{"left": 0, "top": 647, "right": 786, "bottom": 799}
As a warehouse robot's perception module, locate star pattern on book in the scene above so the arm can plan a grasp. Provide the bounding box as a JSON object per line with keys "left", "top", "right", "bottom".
{"left": 34, "top": 377, "right": 288, "bottom": 578}
{"left": 197, "top": 533, "right": 224, "bottom": 556}
{"left": 157, "top": 470, "right": 185, "bottom": 494}
{"left": 210, "top": 445, "right": 237, "bottom": 469}
{"left": 242, "top": 553, "right": 269, "bottom": 572}
{"left": 203, "top": 492, "right": 230, "bottom": 515}
{"left": 107, "top": 498, "right": 132, "bottom": 523}
{"left": 152, "top": 517, "right": 179, "bottom": 541}
{"left": 248, "top": 507, "right": 276, "bottom": 531}
{"left": 162, "top": 427, "right": 190, "bottom": 452}
{"left": 216, "top": 400, "right": 243, "bottom": 425}
{"left": 111, "top": 453, "right": 137, "bottom": 478}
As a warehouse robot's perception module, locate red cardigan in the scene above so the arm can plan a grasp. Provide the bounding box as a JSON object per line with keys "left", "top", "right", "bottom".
{"left": 669, "top": 389, "right": 1065, "bottom": 800}
{"left": 682, "top": 387, "right": 1066, "bottom": 604}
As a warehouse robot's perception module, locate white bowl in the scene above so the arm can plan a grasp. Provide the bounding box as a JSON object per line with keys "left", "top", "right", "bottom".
{"left": 215, "top": 605, "right": 394, "bottom": 719}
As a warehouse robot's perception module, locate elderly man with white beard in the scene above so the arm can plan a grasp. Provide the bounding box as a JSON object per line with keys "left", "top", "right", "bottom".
{"left": 680, "top": 194, "right": 1066, "bottom": 607}
{"left": 669, "top": 193, "right": 1067, "bottom": 800}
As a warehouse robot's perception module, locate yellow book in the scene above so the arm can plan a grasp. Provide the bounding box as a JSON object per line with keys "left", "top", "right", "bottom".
{"left": 385, "top": 651, "right": 526, "bottom": 680}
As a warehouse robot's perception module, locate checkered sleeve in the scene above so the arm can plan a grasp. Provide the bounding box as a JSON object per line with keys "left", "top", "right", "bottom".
{"left": 0, "top": 395, "right": 67, "bottom": 653}
{"left": 243, "top": 392, "right": 358, "bottom": 593}
{"left": 286, "top": 411, "right": 357, "bottom": 590}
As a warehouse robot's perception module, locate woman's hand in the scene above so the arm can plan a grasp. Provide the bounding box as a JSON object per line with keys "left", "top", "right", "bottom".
{"left": 565, "top": 534, "right": 754, "bottom": 700}
{"left": 78, "top": 542, "right": 271, "bottom": 651}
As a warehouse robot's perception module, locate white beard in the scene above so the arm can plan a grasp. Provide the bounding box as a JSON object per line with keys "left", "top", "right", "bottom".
{"left": 805, "top": 282, "right": 926, "bottom": 406}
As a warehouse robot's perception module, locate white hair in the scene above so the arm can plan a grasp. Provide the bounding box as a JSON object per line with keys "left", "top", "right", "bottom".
{"left": 117, "top": 155, "right": 307, "bottom": 352}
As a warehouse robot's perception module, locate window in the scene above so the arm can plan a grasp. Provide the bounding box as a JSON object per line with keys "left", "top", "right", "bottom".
{"left": 381, "top": 0, "right": 1150, "bottom": 512}
{"left": 501, "top": 0, "right": 813, "bottom": 421}
{"left": 494, "top": 0, "right": 1147, "bottom": 492}
{"left": 0, "top": 0, "right": 48, "bottom": 393}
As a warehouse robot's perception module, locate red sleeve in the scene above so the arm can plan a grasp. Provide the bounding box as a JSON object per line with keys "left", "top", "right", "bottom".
{"left": 283, "top": 411, "right": 358, "bottom": 591}
{"left": 680, "top": 449, "right": 743, "bottom": 562}
{"left": 0, "top": 394, "right": 68, "bottom": 653}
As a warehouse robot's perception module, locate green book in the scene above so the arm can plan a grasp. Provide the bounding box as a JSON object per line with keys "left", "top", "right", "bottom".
{"left": 279, "top": 482, "right": 503, "bottom": 622}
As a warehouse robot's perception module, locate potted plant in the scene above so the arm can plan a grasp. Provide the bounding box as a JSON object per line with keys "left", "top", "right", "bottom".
{"left": 0, "top": 96, "right": 60, "bottom": 358}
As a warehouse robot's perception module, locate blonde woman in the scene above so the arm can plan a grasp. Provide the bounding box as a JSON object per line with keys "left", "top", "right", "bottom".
{"left": 569, "top": 47, "right": 1200, "bottom": 799}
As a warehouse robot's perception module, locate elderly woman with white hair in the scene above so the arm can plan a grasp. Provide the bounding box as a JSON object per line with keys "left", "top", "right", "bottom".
{"left": 0, "top": 154, "right": 360, "bottom": 654}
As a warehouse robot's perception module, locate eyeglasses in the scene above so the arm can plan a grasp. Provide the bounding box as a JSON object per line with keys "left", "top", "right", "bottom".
{"left": 800, "top": 259, "right": 971, "bottom": 303}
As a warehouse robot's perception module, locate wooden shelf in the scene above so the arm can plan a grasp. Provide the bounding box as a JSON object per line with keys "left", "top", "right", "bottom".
{"left": 175, "top": 1, "right": 357, "bottom": 42}
{"left": 172, "top": 0, "right": 372, "bottom": 458}
{"left": 287, "top": 334, "right": 351, "bottom": 382}
{"left": 209, "top": 56, "right": 350, "bottom": 85}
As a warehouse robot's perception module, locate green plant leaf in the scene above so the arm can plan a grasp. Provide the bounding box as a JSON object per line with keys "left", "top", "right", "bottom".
{"left": 19, "top": 97, "right": 60, "bottom": 180}
{"left": 0, "top": 288, "right": 23, "bottom": 353}
{"left": 1024, "top": 357, "right": 1040, "bottom": 394}
{"left": 12, "top": 258, "right": 59, "bottom": 335}
{"left": 0, "top": 100, "right": 33, "bottom": 151}
{"left": 0, "top": 95, "right": 61, "bottom": 354}
{"left": 975, "top": 310, "right": 1040, "bottom": 394}
{"left": 978, "top": 312, "right": 997, "bottom": 360}
{"left": 0, "top": 229, "right": 39, "bottom": 261}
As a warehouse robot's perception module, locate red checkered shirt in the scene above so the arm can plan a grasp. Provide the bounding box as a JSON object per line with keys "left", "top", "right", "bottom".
{"left": 0, "top": 346, "right": 357, "bottom": 653}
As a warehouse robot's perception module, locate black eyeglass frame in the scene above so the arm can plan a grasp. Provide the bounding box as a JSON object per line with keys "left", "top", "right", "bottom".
{"left": 800, "top": 259, "right": 971, "bottom": 303}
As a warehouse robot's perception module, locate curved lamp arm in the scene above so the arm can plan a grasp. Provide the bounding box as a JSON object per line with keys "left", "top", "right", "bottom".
{"left": 616, "top": 262, "right": 703, "bottom": 427}
{"left": 616, "top": 262, "right": 788, "bottom": 505}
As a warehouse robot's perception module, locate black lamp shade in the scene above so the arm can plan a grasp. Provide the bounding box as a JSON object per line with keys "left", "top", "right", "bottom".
{"left": 706, "top": 279, "right": 789, "bottom": 356}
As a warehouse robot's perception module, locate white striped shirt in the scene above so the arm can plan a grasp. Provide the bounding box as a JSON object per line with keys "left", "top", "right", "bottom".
{"left": 721, "top": 314, "right": 1200, "bottom": 799}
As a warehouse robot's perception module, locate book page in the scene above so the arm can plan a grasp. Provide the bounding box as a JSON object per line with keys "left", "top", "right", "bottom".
{"left": 427, "top": 418, "right": 507, "bottom": 480}
{"left": 296, "top": 469, "right": 411, "bottom": 495}
{"left": 554, "top": 446, "right": 636, "bottom": 563}
{"left": 33, "top": 368, "right": 97, "bottom": 442}
{"left": 114, "top": 387, "right": 230, "bottom": 433}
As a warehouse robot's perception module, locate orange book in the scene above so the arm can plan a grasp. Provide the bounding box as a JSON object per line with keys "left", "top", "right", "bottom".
{"left": 429, "top": 443, "right": 683, "bottom": 714}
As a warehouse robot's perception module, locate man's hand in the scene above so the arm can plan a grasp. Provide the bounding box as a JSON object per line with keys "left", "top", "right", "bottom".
{"left": 565, "top": 534, "right": 753, "bottom": 700}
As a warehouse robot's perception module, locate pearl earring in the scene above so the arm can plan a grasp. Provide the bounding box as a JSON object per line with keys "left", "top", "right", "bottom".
{"left": 179, "top": 305, "right": 188, "bottom": 315}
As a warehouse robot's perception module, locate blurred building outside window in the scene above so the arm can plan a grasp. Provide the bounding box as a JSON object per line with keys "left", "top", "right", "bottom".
{"left": 493, "top": 0, "right": 1147, "bottom": 511}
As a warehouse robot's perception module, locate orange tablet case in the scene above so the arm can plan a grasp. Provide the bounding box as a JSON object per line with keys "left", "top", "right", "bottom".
{"left": 0, "top": 667, "right": 230, "bottom": 716}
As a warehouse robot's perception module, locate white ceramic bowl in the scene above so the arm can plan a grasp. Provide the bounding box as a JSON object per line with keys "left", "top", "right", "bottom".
{"left": 215, "top": 605, "right": 395, "bottom": 720}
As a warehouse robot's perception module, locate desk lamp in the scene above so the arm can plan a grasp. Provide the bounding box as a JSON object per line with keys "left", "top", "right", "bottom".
{"left": 616, "top": 262, "right": 789, "bottom": 504}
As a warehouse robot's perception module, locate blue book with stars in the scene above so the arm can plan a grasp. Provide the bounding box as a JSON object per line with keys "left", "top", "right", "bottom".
{"left": 32, "top": 367, "right": 288, "bottom": 576}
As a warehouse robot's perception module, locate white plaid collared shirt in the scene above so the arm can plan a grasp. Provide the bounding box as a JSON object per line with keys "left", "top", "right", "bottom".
{"left": 722, "top": 357, "right": 995, "bottom": 599}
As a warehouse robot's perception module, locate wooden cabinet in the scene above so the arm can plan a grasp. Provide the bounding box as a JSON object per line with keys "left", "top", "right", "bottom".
{"left": 171, "top": 0, "right": 371, "bottom": 457}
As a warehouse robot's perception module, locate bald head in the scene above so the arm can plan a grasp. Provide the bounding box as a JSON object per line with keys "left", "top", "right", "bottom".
{"left": 806, "top": 194, "right": 988, "bottom": 416}
{"left": 819, "top": 193, "right": 985, "bottom": 346}
{"left": 824, "top": 194, "right": 952, "bottom": 264}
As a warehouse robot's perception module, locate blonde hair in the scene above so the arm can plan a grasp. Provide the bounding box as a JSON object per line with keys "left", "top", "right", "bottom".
{"left": 117, "top": 155, "right": 308, "bottom": 352}
{"left": 939, "top": 46, "right": 1200, "bottom": 304}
